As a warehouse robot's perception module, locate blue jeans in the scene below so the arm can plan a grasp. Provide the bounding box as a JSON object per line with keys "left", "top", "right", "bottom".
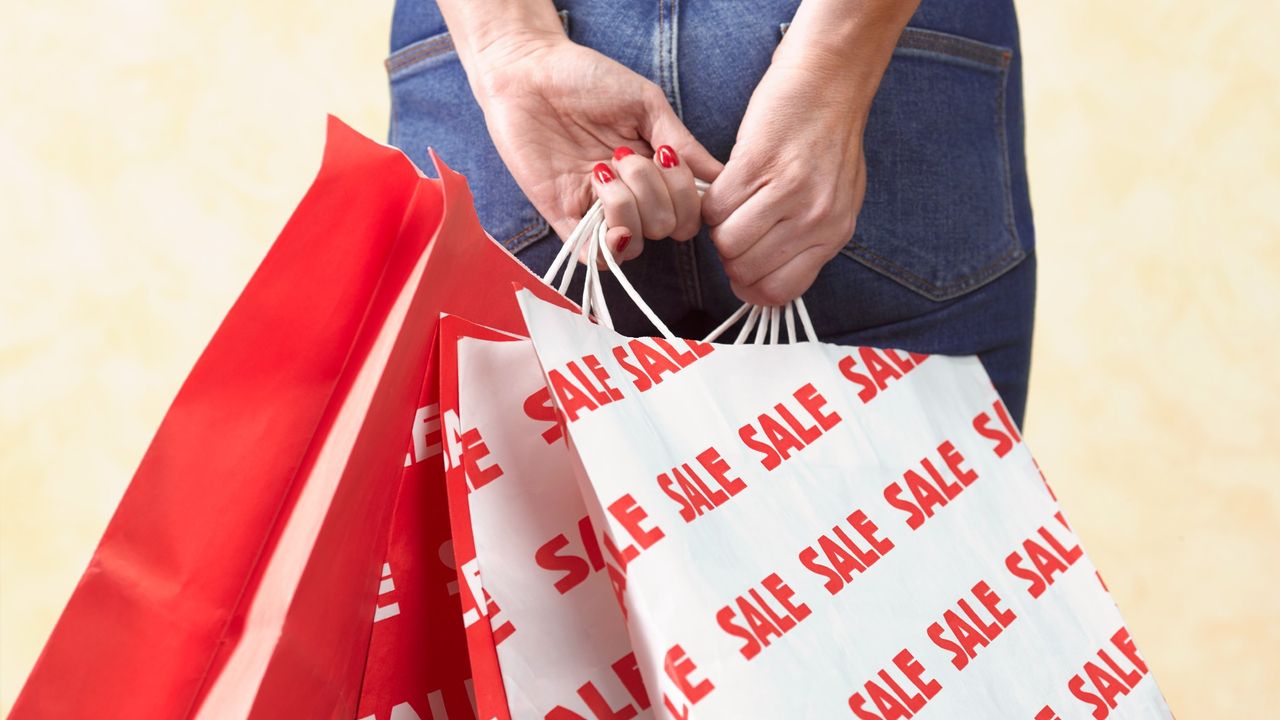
{"left": 387, "top": 0, "right": 1036, "bottom": 425}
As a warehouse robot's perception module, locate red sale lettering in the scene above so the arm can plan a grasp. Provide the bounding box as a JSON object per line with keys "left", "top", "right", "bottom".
{"left": 578, "top": 684, "right": 636, "bottom": 720}
{"left": 847, "top": 648, "right": 942, "bottom": 720}
{"left": 611, "top": 336, "right": 715, "bottom": 392}
{"left": 925, "top": 580, "right": 1018, "bottom": 671}
{"left": 1035, "top": 707, "right": 1063, "bottom": 720}
{"left": 408, "top": 402, "right": 442, "bottom": 465}
{"left": 738, "top": 383, "right": 842, "bottom": 471}
{"left": 882, "top": 440, "right": 978, "bottom": 530}
{"left": 661, "top": 695, "right": 690, "bottom": 720}
{"left": 837, "top": 347, "right": 929, "bottom": 403}
{"left": 463, "top": 559, "right": 512, "bottom": 643}
{"left": 613, "top": 652, "right": 651, "bottom": 711}
{"left": 487, "top": 591, "right": 515, "bottom": 645}
{"left": 1004, "top": 512, "right": 1084, "bottom": 598}
{"left": 715, "top": 573, "right": 812, "bottom": 661}
{"left": 535, "top": 514, "right": 606, "bottom": 595}
{"left": 548, "top": 355, "right": 625, "bottom": 423}
{"left": 608, "top": 494, "right": 665, "bottom": 554}
{"left": 605, "top": 560, "right": 628, "bottom": 620}
{"left": 524, "top": 386, "right": 564, "bottom": 445}
{"left": 1066, "top": 627, "right": 1150, "bottom": 719}
{"left": 548, "top": 368, "right": 599, "bottom": 423}
{"left": 657, "top": 446, "right": 747, "bottom": 523}
{"left": 799, "top": 509, "right": 896, "bottom": 595}
{"left": 460, "top": 427, "right": 503, "bottom": 491}
{"left": 583, "top": 354, "right": 624, "bottom": 402}
{"left": 664, "top": 644, "right": 714, "bottom": 705}
{"left": 971, "top": 398, "right": 1022, "bottom": 458}
{"left": 546, "top": 652, "right": 652, "bottom": 720}
{"left": 568, "top": 357, "right": 617, "bottom": 407}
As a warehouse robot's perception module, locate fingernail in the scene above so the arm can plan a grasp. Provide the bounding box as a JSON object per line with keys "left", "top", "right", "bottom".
{"left": 612, "top": 146, "right": 635, "bottom": 162}
{"left": 617, "top": 233, "right": 632, "bottom": 253}
{"left": 656, "top": 145, "right": 679, "bottom": 169}
{"left": 593, "top": 162, "right": 614, "bottom": 184}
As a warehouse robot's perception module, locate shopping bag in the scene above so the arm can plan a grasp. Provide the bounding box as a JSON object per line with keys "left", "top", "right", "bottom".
{"left": 515, "top": 284, "right": 1173, "bottom": 719}
{"left": 351, "top": 151, "right": 580, "bottom": 718}
{"left": 434, "top": 314, "right": 651, "bottom": 720}
{"left": 14, "top": 116, "right": 446, "bottom": 719}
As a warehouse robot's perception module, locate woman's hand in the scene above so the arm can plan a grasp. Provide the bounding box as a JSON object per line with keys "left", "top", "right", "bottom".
{"left": 468, "top": 33, "right": 722, "bottom": 262}
{"left": 702, "top": 0, "right": 918, "bottom": 306}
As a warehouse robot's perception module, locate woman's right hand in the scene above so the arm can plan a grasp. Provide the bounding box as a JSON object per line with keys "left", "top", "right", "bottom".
{"left": 465, "top": 32, "right": 723, "bottom": 262}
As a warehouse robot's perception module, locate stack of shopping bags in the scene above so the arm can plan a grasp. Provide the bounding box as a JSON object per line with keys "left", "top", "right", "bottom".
{"left": 12, "top": 119, "right": 1172, "bottom": 719}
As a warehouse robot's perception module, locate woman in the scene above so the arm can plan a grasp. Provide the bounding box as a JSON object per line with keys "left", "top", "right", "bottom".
{"left": 386, "top": 0, "right": 1036, "bottom": 424}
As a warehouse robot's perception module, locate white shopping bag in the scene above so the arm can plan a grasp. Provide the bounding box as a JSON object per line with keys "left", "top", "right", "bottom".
{"left": 438, "top": 314, "right": 654, "bottom": 720}
{"left": 514, "top": 284, "right": 1173, "bottom": 720}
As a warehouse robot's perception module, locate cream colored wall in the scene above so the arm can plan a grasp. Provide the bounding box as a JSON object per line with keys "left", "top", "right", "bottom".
{"left": 1, "top": 0, "right": 1276, "bottom": 716}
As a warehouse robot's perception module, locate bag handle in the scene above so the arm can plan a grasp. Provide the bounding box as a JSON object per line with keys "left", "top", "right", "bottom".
{"left": 542, "top": 180, "right": 817, "bottom": 345}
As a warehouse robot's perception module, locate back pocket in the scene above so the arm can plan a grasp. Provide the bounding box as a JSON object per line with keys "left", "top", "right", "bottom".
{"left": 783, "top": 25, "right": 1025, "bottom": 301}
{"left": 386, "top": 12, "right": 571, "bottom": 253}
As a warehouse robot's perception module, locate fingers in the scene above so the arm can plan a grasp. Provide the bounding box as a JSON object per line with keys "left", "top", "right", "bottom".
{"left": 612, "top": 147, "right": 676, "bottom": 240}
{"left": 701, "top": 157, "right": 764, "bottom": 227}
{"left": 589, "top": 142, "right": 702, "bottom": 256}
{"left": 720, "top": 217, "right": 807, "bottom": 288}
{"left": 575, "top": 222, "right": 635, "bottom": 268}
{"left": 706, "top": 186, "right": 779, "bottom": 260}
{"left": 730, "top": 244, "right": 830, "bottom": 307}
{"left": 641, "top": 92, "right": 725, "bottom": 183}
{"left": 653, "top": 145, "right": 701, "bottom": 241}
{"left": 591, "top": 161, "right": 644, "bottom": 263}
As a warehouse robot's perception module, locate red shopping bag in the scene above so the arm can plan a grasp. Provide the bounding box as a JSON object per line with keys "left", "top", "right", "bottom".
{"left": 351, "top": 147, "right": 578, "bottom": 718}
{"left": 14, "top": 117, "right": 446, "bottom": 719}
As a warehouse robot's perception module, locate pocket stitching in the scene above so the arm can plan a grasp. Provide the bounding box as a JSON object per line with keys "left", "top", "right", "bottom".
{"left": 894, "top": 28, "right": 1012, "bottom": 70}
{"left": 838, "top": 240, "right": 1025, "bottom": 300}
{"left": 385, "top": 33, "right": 456, "bottom": 78}
{"left": 847, "top": 28, "right": 1024, "bottom": 301}
{"left": 504, "top": 218, "right": 553, "bottom": 255}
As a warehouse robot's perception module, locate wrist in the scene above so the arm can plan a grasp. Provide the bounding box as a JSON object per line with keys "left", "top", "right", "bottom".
{"left": 774, "top": 0, "right": 919, "bottom": 116}
{"left": 468, "top": 29, "right": 570, "bottom": 103}
{"left": 437, "top": 0, "right": 568, "bottom": 102}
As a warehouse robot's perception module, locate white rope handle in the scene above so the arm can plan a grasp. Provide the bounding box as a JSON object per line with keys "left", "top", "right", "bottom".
{"left": 541, "top": 179, "right": 817, "bottom": 345}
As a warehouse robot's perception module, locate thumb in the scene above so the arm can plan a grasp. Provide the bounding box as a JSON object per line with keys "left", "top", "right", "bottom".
{"left": 641, "top": 94, "right": 724, "bottom": 184}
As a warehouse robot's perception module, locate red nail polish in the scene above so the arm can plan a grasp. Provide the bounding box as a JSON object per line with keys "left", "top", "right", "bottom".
{"left": 593, "top": 162, "right": 614, "bottom": 184}
{"left": 613, "top": 146, "right": 635, "bottom": 162}
{"left": 617, "top": 233, "right": 632, "bottom": 253}
{"left": 656, "top": 145, "right": 679, "bottom": 169}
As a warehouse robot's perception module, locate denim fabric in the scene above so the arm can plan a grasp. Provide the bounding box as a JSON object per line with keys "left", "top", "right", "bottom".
{"left": 387, "top": 0, "right": 1036, "bottom": 425}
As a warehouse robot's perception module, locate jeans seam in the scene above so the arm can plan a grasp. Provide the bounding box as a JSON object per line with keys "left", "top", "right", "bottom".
{"left": 660, "top": 0, "right": 700, "bottom": 309}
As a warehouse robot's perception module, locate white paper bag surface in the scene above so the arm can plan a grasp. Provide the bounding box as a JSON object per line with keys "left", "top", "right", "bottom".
{"left": 442, "top": 316, "right": 654, "bottom": 719}
{"left": 516, "top": 289, "right": 1172, "bottom": 720}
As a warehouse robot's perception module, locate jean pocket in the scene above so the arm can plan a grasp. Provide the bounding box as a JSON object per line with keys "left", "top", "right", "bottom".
{"left": 385, "top": 11, "right": 570, "bottom": 254}
{"left": 781, "top": 24, "right": 1025, "bottom": 301}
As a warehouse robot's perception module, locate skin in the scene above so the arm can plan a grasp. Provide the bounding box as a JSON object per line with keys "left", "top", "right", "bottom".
{"left": 439, "top": 0, "right": 919, "bottom": 303}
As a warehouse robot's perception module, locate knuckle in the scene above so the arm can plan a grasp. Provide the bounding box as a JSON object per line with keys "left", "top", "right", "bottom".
{"left": 756, "top": 275, "right": 795, "bottom": 306}
{"left": 651, "top": 211, "right": 677, "bottom": 239}
{"left": 673, "top": 219, "right": 701, "bottom": 241}
{"left": 708, "top": 226, "right": 734, "bottom": 257}
{"left": 723, "top": 259, "right": 748, "bottom": 286}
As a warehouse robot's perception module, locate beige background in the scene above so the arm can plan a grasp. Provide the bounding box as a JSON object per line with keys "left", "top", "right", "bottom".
{"left": 1, "top": 0, "right": 1277, "bottom": 716}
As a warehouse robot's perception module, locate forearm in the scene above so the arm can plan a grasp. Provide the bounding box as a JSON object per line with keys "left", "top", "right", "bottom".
{"left": 435, "top": 0, "right": 567, "bottom": 98}
{"left": 776, "top": 0, "right": 920, "bottom": 119}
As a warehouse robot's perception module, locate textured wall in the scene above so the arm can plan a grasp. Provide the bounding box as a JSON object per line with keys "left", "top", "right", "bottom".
{"left": 1, "top": 0, "right": 1276, "bottom": 715}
